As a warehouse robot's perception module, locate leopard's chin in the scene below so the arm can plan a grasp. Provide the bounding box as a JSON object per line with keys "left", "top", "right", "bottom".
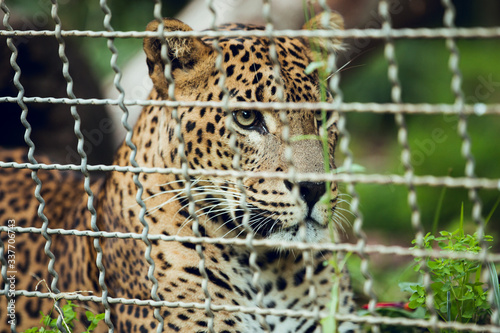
{"left": 266, "top": 219, "right": 329, "bottom": 244}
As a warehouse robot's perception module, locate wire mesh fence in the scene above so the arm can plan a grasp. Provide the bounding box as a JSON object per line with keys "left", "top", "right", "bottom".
{"left": 0, "top": 0, "right": 500, "bottom": 332}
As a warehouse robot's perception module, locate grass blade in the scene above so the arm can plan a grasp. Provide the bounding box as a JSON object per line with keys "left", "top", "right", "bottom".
{"left": 484, "top": 196, "right": 500, "bottom": 228}
{"left": 432, "top": 186, "right": 447, "bottom": 235}
{"left": 488, "top": 262, "right": 500, "bottom": 325}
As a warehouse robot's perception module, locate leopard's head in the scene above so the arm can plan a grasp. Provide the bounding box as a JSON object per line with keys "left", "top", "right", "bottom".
{"left": 141, "top": 14, "right": 344, "bottom": 243}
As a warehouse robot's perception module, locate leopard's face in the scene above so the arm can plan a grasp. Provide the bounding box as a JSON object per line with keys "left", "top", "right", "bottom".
{"left": 143, "top": 18, "right": 343, "bottom": 243}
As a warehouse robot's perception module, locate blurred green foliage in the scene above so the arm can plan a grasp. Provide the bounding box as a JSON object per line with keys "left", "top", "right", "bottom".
{"left": 341, "top": 38, "right": 500, "bottom": 242}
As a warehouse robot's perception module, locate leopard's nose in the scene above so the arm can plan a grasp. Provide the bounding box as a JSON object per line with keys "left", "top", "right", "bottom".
{"left": 284, "top": 180, "right": 326, "bottom": 211}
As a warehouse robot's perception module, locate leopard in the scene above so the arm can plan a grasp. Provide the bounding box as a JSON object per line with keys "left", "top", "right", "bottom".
{"left": 0, "top": 12, "right": 359, "bottom": 333}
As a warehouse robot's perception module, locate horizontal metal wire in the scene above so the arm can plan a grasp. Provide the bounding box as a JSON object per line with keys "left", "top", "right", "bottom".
{"left": 1, "top": 289, "right": 323, "bottom": 319}
{"left": 339, "top": 313, "right": 500, "bottom": 333}
{"left": 1, "top": 26, "right": 500, "bottom": 39}
{"left": 1, "top": 225, "right": 498, "bottom": 262}
{"left": 2, "top": 289, "right": 498, "bottom": 332}
{"left": 1, "top": 160, "right": 498, "bottom": 189}
{"left": 1, "top": 96, "right": 499, "bottom": 115}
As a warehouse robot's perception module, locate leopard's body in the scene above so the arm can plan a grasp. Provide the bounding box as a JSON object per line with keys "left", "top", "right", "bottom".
{"left": 0, "top": 14, "right": 358, "bottom": 333}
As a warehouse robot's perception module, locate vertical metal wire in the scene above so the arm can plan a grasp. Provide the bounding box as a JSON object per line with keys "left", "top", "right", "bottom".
{"left": 205, "top": 0, "right": 270, "bottom": 331}
{"left": 328, "top": 1, "right": 379, "bottom": 329}
{"left": 104, "top": 1, "right": 167, "bottom": 331}
{"left": 378, "top": 0, "right": 436, "bottom": 331}
{"left": 89, "top": 1, "right": 147, "bottom": 331}
{"left": 337, "top": 108, "right": 379, "bottom": 330}
{"left": 378, "top": 1, "right": 423, "bottom": 245}
{"left": 209, "top": 1, "right": 276, "bottom": 330}
{"left": 262, "top": 0, "right": 314, "bottom": 329}
{"left": 49, "top": 1, "right": 112, "bottom": 331}
{"left": 2, "top": 1, "right": 61, "bottom": 332}
{"left": 305, "top": 2, "right": 338, "bottom": 328}
{"left": 440, "top": 0, "right": 485, "bottom": 237}
{"left": 440, "top": 0, "right": 492, "bottom": 325}
{"left": 153, "top": 1, "right": 215, "bottom": 330}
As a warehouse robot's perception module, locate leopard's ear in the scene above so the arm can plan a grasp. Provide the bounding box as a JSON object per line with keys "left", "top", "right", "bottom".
{"left": 144, "top": 18, "right": 212, "bottom": 94}
{"left": 302, "top": 12, "right": 344, "bottom": 52}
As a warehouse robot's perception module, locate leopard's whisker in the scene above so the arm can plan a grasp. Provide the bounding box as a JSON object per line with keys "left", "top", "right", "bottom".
{"left": 145, "top": 191, "right": 186, "bottom": 215}
{"left": 221, "top": 223, "right": 245, "bottom": 239}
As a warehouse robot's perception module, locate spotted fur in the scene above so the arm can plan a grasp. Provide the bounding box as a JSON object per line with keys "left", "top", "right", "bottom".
{"left": 0, "top": 13, "right": 358, "bottom": 333}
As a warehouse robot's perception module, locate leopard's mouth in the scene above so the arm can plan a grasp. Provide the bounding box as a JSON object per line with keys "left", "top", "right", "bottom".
{"left": 214, "top": 200, "right": 328, "bottom": 242}
{"left": 266, "top": 218, "right": 328, "bottom": 243}
{"left": 237, "top": 209, "right": 327, "bottom": 241}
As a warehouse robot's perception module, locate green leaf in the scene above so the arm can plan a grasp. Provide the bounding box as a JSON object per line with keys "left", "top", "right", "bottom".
{"left": 408, "top": 298, "right": 423, "bottom": 309}
{"left": 86, "top": 311, "right": 95, "bottom": 321}
{"left": 85, "top": 311, "right": 105, "bottom": 332}
{"left": 427, "top": 260, "right": 441, "bottom": 270}
{"left": 462, "top": 306, "right": 474, "bottom": 319}
{"left": 437, "top": 241, "right": 448, "bottom": 249}
{"left": 439, "top": 282, "right": 451, "bottom": 293}
{"left": 484, "top": 235, "right": 494, "bottom": 242}
{"left": 94, "top": 313, "right": 105, "bottom": 321}
{"left": 23, "top": 329, "right": 39, "bottom": 333}
{"left": 399, "top": 282, "right": 421, "bottom": 293}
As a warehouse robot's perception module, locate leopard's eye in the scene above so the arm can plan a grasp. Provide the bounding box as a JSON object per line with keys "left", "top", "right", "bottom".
{"left": 233, "top": 110, "right": 258, "bottom": 128}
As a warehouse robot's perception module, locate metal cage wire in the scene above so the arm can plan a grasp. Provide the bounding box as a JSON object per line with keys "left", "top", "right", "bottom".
{"left": 0, "top": 0, "right": 500, "bottom": 332}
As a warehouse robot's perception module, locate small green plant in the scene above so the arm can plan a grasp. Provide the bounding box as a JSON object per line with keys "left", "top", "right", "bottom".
{"left": 23, "top": 301, "right": 105, "bottom": 333}
{"left": 407, "top": 229, "right": 493, "bottom": 325}
{"left": 403, "top": 200, "right": 499, "bottom": 331}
